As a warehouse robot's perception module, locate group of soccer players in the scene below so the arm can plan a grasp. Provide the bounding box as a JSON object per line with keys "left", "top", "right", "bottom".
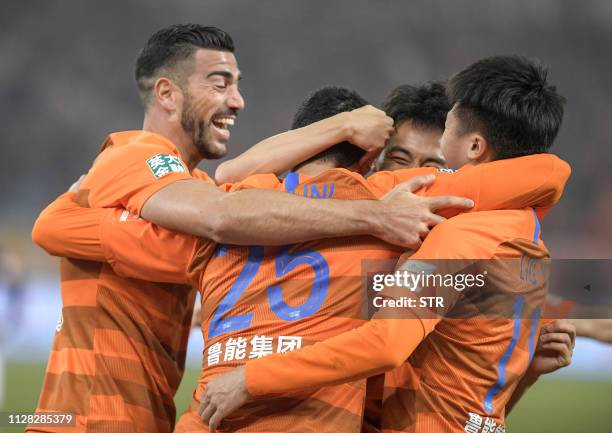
{"left": 28, "top": 24, "right": 585, "bottom": 433}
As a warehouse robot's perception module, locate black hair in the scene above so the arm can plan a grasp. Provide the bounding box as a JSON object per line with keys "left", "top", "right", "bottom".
{"left": 446, "top": 55, "right": 565, "bottom": 159}
{"left": 383, "top": 81, "right": 450, "bottom": 131}
{"left": 135, "top": 24, "right": 234, "bottom": 104}
{"left": 292, "top": 86, "right": 368, "bottom": 169}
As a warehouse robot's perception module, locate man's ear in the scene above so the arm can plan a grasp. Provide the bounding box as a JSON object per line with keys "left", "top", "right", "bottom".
{"left": 153, "top": 77, "right": 183, "bottom": 114}
{"left": 466, "top": 132, "right": 491, "bottom": 162}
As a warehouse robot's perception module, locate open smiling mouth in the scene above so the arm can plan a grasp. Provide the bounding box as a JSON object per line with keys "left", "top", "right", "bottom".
{"left": 212, "top": 116, "right": 235, "bottom": 131}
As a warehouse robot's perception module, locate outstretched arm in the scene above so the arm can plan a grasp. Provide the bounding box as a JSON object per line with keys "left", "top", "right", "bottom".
{"left": 215, "top": 105, "right": 394, "bottom": 184}
{"left": 571, "top": 319, "right": 612, "bottom": 344}
{"left": 80, "top": 137, "right": 472, "bottom": 249}
{"left": 142, "top": 175, "right": 472, "bottom": 248}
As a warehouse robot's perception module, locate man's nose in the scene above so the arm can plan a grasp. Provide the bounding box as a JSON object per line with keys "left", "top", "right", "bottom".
{"left": 227, "top": 86, "right": 245, "bottom": 112}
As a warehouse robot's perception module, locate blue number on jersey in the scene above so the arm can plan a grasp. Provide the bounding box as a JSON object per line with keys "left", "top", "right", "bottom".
{"left": 208, "top": 245, "right": 330, "bottom": 338}
{"left": 208, "top": 246, "right": 263, "bottom": 339}
{"left": 267, "top": 246, "right": 330, "bottom": 321}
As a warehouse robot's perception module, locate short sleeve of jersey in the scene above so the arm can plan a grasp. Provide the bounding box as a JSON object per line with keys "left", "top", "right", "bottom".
{"left": 99, "top": 166, "right": 218, "bottom": 285}
{"left": 100, "top": 210, "right": 198, "bottom": 285}
{"left": 81, "top": 141, "right": 192, "bottom": 215}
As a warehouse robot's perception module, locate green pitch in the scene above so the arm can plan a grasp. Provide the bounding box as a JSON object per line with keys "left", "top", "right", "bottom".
{"left": 2, "top": 363, "right": 611, "bottom": 432}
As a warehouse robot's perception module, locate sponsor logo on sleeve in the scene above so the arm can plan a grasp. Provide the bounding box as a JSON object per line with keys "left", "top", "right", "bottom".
{"left": 146, "top": 153, "right": 186, "bottom": 179}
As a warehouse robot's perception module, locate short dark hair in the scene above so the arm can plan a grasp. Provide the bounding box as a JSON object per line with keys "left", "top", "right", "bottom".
{"left": 292, "top": 86, "right": 368, "bottom": 169}
{"left": 447, "top": 55, "right": 565, "bottom": 159}
{"left": 135, "top": 24, "right": 234, "bottom": 104}
{"left": 383, "top": 81, "right": 450, "bottom": 131}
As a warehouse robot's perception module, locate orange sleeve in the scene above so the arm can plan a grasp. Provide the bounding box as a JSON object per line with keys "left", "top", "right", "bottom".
{"left": 32, "top": 192, "right": 114, "bottom": 261}
{"left": 245, "top": 223, "right": 472, "bottom": 397}
{"left": 32, "top": 192, "right": 199, "bottom": 284}
{"left": 100, "top": 210, "right": 198, "bottom": 284}
{"left": 368, "top": 154, "right": 571, "bottom": 218}
{"left": 81, "top": 142, "right": 193, "bottom": 215}
{"left": 246, "top": 317, "right": 427, "bottom": 397}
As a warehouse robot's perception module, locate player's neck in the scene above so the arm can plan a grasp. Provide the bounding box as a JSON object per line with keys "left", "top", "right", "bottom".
{"left": 142, "top": 115, "right": 202, "bottom": 171}
{"left": 295, "top": 161, "right": 340, "bottom": 177}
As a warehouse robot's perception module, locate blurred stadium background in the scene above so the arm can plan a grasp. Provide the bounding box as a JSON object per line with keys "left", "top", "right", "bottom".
{"left": 1, "top": 1, "right": 611, "bottom": 431}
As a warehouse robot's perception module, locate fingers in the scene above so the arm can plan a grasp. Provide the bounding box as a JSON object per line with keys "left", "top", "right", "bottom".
{"left": 401, "top": 233, "right": 422, "bottom": 250}
{"left": 538, "top": 329, "right": 574, "bottom": 368}
{"left": 541, "top": 319, "right": 576, "bottom": 347}
{"left": 199, "top": 391, "right": 219, "bottom": 432}
{"left": 426, "top": 195, "right": 474, "bottom": 212}
{"left": 539, "top": 331, "right": 573, "bottom": 349}
{"left": 415, "top": 222, "right": 430, "bottom": 239}
{"left": 198, "top": 391, "right": 210, "bottom": 418}
{"left": 348, "top": 105, "right": 394, "bottom": 152}
{"left": 209, "top": 411, "right": 223, "bottom": 433}
{"left": 201, "top": 403, "right": 217, "bottom": 426}
{"left": 402, "top": 175, "right": 436, "bottom": 193}
{"left": 539, "top": 343, "right": 572, "bottom": 366}
{"left": 426, "top": 213, "right": 446, "bottom": 227}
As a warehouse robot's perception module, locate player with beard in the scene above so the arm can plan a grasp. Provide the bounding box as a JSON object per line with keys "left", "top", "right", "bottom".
{"left": 29, "top": 25, "right": 474, "bottom": 433}
{"left": 34, "top": 85, "right": 570, "bottom": 433}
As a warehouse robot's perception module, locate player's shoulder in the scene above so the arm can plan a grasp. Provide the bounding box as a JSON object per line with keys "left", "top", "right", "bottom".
{"left": 94, "top": 130, "right": 182, "bottom": 167}
{"left": 231, "top": 173, "right": 282, "bottom": 192}
{"left": 101, "top": 130, "right": 178, "bottom": 153}
{"left": 421, "top": 209, "right": 538, "bottom": 259}
{"left": 308, "top": 168, "right": 365, "bottom": 184}
{"left": 91, "top": 130, "right": 188, "bottom": 175}
{"left": 299, "top": 168, "right": 380, "bottom": 198}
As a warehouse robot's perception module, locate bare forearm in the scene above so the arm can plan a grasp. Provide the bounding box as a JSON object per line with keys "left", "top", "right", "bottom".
{"left": 215, "top": 115, "right": 348, "bottom": 183}
{"left": 142, "top": 180, "right": 381, "bottom": 245}
{"left": 211, "top": 188, "right": 381, "bottom": 245}
{"left": 572, "top": 319, "right": 612, "bottom": 343}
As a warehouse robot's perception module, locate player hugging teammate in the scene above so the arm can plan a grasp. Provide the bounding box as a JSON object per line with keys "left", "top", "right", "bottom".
{"left": 31, "top": 24, "right": 576, "bottom": 433}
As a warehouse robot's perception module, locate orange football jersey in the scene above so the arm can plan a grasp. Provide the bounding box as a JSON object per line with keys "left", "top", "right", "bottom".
{"left": 29, "top": 131, "right": 210, "bottom": 433}
{"left": 243, "top": 210, "right": 561, "bottom": 433}
{"left": 379, "top": 209, "right": 550, "bottom": 433}
{"left": 35, "top": 154, "right": 569, "bottom": 433}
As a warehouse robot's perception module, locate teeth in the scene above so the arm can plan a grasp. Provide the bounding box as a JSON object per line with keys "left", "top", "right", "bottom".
{"left": 215, "top": 118, "right": 235, "bottom": 126}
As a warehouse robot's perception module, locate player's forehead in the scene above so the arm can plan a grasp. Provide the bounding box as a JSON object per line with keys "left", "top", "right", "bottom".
{"left": 191, "top": 48, "right": 241, "bottom": 80}
{"left": 391, "top": 121, "right": 443, "bottom": 157}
